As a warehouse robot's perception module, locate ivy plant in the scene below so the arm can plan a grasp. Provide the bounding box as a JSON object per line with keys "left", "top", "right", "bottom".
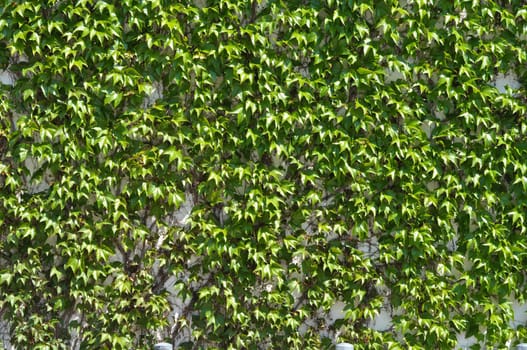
{"left": 1, "top": 0, "right": 527, "bottom": 349}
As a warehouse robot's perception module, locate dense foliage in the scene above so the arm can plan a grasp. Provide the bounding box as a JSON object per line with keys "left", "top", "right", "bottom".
{"left": 1, "top": 0, "right": 527, "bottom": 349}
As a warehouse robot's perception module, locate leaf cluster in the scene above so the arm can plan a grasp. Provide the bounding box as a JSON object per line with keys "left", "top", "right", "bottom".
{"left": 1, "top": 0, "right": 527, "bottom": 349}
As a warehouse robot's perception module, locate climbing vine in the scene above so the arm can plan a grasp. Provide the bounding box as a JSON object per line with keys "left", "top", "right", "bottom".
{"left": 1, "top": 0, "right": 527, "bottom": 349}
